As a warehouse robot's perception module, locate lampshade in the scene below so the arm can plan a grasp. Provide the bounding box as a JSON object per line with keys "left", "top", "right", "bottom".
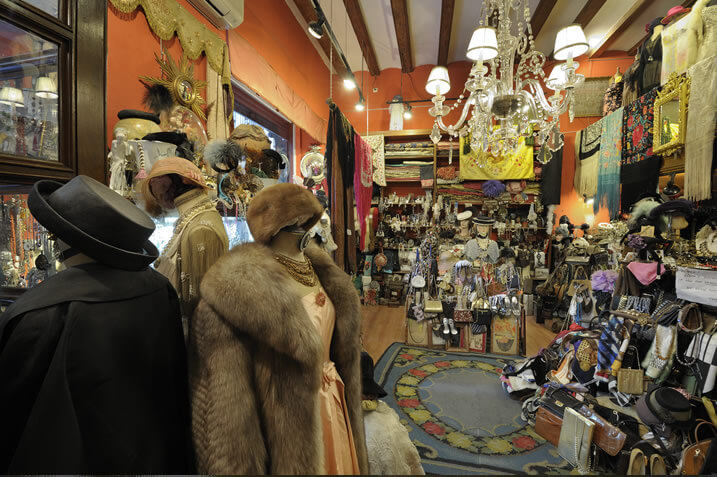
{"left": 35, "top": 76, "right": 58, "bottom": 98}
{"left": 0, "top": 87, "right": 24, "bottom": 107}
{"left": 546, "top": 64, "right": 567, "bottom": 90}
{"left": 425, "top": 66, "right": 451, "bottom": 95}
{"left": 467, "top": 26, "right": 498, "bottom": 61}
{"left": 553, "top": 24, "right": 589, "bottom": 60}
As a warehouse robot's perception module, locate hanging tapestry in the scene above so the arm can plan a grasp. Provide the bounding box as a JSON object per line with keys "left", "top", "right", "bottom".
{"left": 459, "top": 136, "right": 534, "bottom": 180}
{"left": 622, "top": 88, "right": 657, "bottom": 165}
{"left": 573, "top": 77, "right": 611, "bottom": 117}
{"left": 595, "top": 107, "right": 624, "bottom": 218}
{"left": 354, "top": 134, "right": 373, "bottom": 251}
{"left": 363, "top": 134, "right": 386, "bottom": 186}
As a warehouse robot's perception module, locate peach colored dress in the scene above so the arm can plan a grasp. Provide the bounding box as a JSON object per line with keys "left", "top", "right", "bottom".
{"left": 302, "top": 288, "right": 360, "bottom": 475}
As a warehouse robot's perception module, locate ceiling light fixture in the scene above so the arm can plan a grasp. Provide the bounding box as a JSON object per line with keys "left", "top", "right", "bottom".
{"left": 0, "top": 86, "right": 24, "bottom": 107}
{"left": 35, "top": 76, "right": 58, "bottom": 99}
{"left": 308, "top": 20, "right": 324, "bottom": 39}
{"left": 343, "top": 77, "right": 356, "bottom": 90}
{"left": 403, "top": 103, "right": 412, "bottom": 119}
{"left": 426, "top": 0, "right": 586, "bottom": 164}
{"left": 355, "top": 100, "right": 365, "bottom": 111}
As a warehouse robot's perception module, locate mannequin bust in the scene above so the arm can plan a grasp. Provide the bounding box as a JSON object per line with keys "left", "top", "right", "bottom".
{"left": 188, "top": 183, "right": 368, "bottom": 475}
{"left": 142, "top": 157, "right": 229, "bottom": 330}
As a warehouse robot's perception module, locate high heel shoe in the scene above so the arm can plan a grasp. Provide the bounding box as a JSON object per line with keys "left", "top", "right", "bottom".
{"left": 448, "top": 318, "right": 458, "bottom": 335}
{"left": 511, "top": 296, "right": 520, "bottom": 316}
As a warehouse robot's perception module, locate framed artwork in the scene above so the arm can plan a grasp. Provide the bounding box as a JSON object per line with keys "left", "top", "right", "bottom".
{"left": 491, "top": 315, "right": 519, "bottom": 355}
{"left": 447, "top": 325, "right": 468, "bottom": 351}
{"left": 406, "top": 318, "right": 430, "bottom": 347}
{"left": 468, "top": 323, "right": 487, "bottom": 353}
{"left": 429, "top": 319, "right": 447, "bottom": 348}
{"left": 572, "top": 77, "right": 610, "bottom": 118}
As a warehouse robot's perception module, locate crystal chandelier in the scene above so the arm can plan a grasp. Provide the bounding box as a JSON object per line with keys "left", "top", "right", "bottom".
{"left": 425, "top": 0, "right": 589, "bottom": 163}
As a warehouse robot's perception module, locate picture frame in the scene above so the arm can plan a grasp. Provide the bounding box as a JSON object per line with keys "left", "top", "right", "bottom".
{"left": 468, "top": 324, "right": 487, "bottom": 353}
{"left": 491, "top": 315, "right": 519, "bottom": 355}
{"left": 653, "top": 72, "right": 690, "bottom": 157}
{"left": 446, "top": 324, "right": 469, "bottom": 352}
{"left": 572, "top": 77, "right": 611, "bottom": 118}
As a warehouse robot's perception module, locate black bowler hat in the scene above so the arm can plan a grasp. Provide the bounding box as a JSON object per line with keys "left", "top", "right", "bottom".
{"left": 28, "top": 176, "right": 159, "bottom": 270}
{"left": 361, "top": 351, "right": 387, "bottom": 398}
{"left": 117, "top": 109, "right": 160, "bottom": 124}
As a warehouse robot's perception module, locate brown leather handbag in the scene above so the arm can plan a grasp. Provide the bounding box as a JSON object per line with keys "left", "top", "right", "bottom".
{"left": 682, "top": 419, "right": 716, "bottom": 475}
{"left": 535, "top": 406, "right": 562, "bottom": 446}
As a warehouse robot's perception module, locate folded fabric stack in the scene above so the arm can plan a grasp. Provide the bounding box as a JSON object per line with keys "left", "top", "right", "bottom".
{"left": 384, "top": 141, "right": 434, "bottom": 157}
{"left": 384, "top": 161, "right": 431, "bottom": 181}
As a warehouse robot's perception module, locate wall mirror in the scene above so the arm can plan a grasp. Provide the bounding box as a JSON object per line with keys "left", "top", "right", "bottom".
{"left": 653, "top": 72, "right": 690, "bottom": 157}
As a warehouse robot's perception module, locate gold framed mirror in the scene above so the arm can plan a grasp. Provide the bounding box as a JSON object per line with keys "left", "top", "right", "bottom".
{"left": 653, "top": 72, "right": 690, "bottom": 157}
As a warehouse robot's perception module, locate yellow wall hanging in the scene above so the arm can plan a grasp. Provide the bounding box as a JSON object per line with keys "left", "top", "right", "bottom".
{"left": 459, "top": 135, "right": 535, "bottom": 181}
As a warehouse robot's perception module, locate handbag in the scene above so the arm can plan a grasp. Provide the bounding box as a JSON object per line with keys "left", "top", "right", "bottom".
{"left": 617, "top": 346, "right": 647, "bottom": 394}
{"left": 406, "top": 318, "right": 429, "bottom": 346}
{"left": 424, "top": 298, "right": 443, "bottom": 314}
{"left": 454, "top": 309, "right": 473, "bottom": 323}
{"left": 559, "top": 407, "right": 595, "bottom": 473}
{"left": 567, "top": 266, "right": 592, "bottom": 297}
{"left": 682, "top": 419, "right": 717, "bottom": 475}
{"left": 535, "top": 406, "right": 562, "bottom": 446}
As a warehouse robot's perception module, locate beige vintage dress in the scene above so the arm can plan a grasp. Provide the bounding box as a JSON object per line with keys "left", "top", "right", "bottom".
{"left": 155, "top": 189, "right": 229, "bottom": 330}
{"left": 302, "top": 288, "right": 360, "bottom": 474}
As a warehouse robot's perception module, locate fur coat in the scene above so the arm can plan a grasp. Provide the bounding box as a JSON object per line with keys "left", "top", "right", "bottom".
{"left": 189, "top": 243, "right": 368, "bottom": 474}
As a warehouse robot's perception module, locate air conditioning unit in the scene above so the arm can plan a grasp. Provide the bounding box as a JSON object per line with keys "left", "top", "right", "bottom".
{"left": 187, "top": 0, "right": 244, "bottom": 30}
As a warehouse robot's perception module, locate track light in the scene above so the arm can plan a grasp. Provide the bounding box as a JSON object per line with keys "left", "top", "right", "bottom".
{"left": 308, "top": 20, "right": 324, "bottom": 39}
{"left": 355, "top": 100, "right": 365, "bottom": 111}
{"left": 343, "top": 77, "right": 356, "bottom": 90}
{"left": 403, "top": 103, "right": 412, "bottom": 119}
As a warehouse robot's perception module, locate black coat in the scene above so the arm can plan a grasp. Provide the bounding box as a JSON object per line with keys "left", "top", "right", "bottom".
{"left": 0, "top": 263, "right": 193, "bottom": 474}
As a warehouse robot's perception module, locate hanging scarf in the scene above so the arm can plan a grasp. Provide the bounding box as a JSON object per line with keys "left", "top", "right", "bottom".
{"left": 685, "top": 55, "right": 717, "bottom": 201}
{"left": 595, "top": 106, "right": 623, "bottom": 218}
{"left": 574, "top": 120, "right": 602, "bottom": 198}
{"left": 354, "top": 134, "right": 373, "bottom": 251}
{"left": 363, "top": 134, "right": 386, "bottom": 187}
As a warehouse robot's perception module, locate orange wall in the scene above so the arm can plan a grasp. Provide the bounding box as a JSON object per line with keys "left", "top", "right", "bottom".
{"left": 235, "top": 0, "right": 330, "bottom": 128}
{"left": 107, "top": 0, "right": 330, "bottom": 162}
{"left": 106, "top": 0, "right": 215, "bottom": 145}
{"left": 335, "top": 54, "right": 636, "bottom": 228}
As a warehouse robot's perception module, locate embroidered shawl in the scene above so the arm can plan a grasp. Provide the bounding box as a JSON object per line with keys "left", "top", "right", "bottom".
{"left": 622, "top": 88, "right": 657, "bottom": 165}
{"left": 363, "top": 135, "right": 386, "bottom": 186}
{"left": 685, "top": 55, "right": 717, "bottom": 201}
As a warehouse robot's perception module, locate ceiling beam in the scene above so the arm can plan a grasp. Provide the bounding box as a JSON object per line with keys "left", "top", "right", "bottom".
{"left": 589, "top": 0, "right": 649, "bottom": 58}
{"left": 437, "top": 0, "right": 455, "bottom": 66}
{"left": 292, "top": 0, "right": 348, "bottom": 78}
{"left": 530, "top": 0, "right": 558, "bottom": 39}
{"left": 343, "top": 0, "right": 380, "bottom": 76}
{"left": 390, "top": 0, "right": 414, "bottom": 73}
{"left": 574, "top": 0, "right": 606, "bottom": 28}
{"left": 628, "top": 0, "right": 696, "bottom": 56}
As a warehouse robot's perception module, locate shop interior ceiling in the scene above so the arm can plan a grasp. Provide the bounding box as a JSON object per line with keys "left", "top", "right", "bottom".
{"left": 288, "top": 0, "right": 695, "bottom": 77}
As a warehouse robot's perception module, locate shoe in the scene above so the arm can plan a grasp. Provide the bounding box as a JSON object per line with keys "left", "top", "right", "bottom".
{"left": 443, "top": 317, "right": 450, "bottom": 335}
{"left": 448, "top": 318, "right": 458, "bottom": 335}
{"left": 499, "top": 296, "right": 508, "bottom": 316}
{"left": 627, "top": 447, "right": 646, "bottom": 475}
{"left": 511, "top": 296, "right": 520, "bottom": 316}
{"left": 650, "top": 454, "right": 666, "bottom": 475}
{"left": 491, "top": 297, "right": 499, "bottom": 314}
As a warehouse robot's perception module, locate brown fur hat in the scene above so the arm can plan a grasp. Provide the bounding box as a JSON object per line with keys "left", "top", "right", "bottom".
{"left": 247, "top": 183, "right": 323, "bottom": 244}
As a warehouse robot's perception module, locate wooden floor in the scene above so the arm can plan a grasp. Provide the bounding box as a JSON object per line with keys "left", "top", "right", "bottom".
{"left": 361, "top": 305, "right": 556, "bottom": 362}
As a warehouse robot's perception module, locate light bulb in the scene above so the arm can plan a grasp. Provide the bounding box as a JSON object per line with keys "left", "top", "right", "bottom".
{"left": 343, "top": 77, "right": 356, "bottom": 90}
{"left": 308, "top": 21, "right": 323, "bottom": 39}
{"left": 355, "top": 101, "right": 365, "bottom": 111}
{"left": 403, "top": 110, "right": 412, "bottom": 119}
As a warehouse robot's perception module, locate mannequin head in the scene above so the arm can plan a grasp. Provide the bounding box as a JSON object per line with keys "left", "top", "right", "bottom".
{"left": 476, "top": 224, "right": 491, "bottom": 237}
{"left": 142, "top": 156, "right": 208, "bottom": 216}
